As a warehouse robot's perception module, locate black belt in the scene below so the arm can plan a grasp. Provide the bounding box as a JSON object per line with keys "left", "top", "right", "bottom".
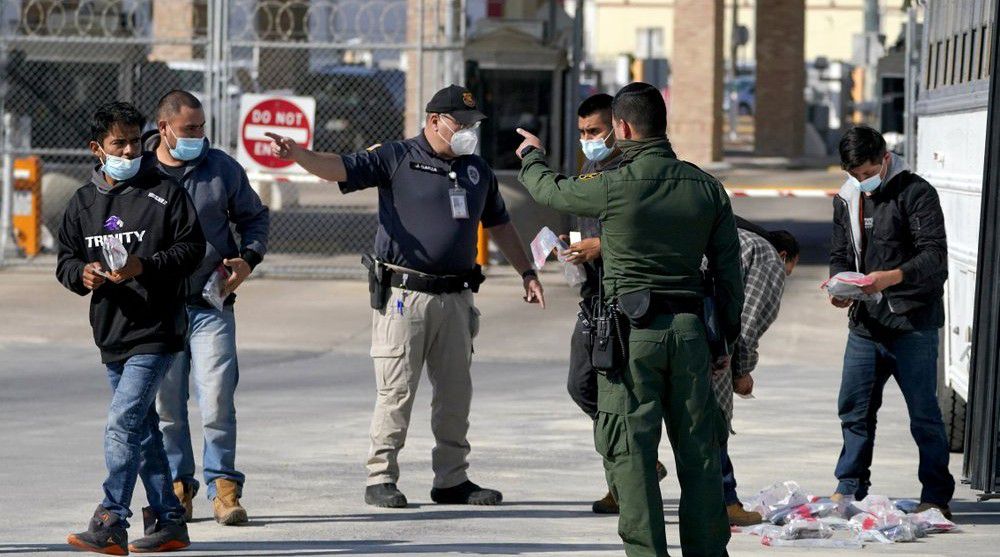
{"left": 388, "top": 270, "right": 480, "bottom": 294}
{"left": 649, "top": 294, "right": 702, "bottom": 315}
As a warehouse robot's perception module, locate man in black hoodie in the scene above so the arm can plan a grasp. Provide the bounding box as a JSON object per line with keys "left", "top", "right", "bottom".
{"left": 828, "top": 126, "right": 954, "bottom": 518}
{"left": 57, "top": 101, "right": 205, "bottom": 554}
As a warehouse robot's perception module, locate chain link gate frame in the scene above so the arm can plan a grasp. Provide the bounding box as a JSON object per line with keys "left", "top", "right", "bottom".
{"left": 0, "top": 0, "right": 465, "bottom": 278}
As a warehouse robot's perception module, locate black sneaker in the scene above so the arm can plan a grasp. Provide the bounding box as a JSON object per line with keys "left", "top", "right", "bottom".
{"left": 365, "top": 483, "right": 408, "bottom": 508}
{"left": 127, "top": 507, "right": 190, "bottom": 553}
{"left": 430, "top": 480, "right": 502, "bottom": 506}
{"left": 66, "top": 506, "right": 128, "bottom": 555}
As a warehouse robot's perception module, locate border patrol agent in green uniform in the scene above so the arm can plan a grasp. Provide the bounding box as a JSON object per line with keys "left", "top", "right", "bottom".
{"left": 515, "top": 83, "right": 744, "bottom": 557}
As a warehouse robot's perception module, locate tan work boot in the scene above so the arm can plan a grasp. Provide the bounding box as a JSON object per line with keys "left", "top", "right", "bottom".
{"left": 592, "top": 460, "right": 669, "bottom": 514}
{"left": 173, "top": 481, "right": 197, "bottom": 523}
{"left": 212, "top": 479, "right": 248, "bottom": 525}
{"left": 592, "top": 491, "right": 619, "bottom": 514}
{"left": 727, "top": 503, "right": 763, "bottom": 526}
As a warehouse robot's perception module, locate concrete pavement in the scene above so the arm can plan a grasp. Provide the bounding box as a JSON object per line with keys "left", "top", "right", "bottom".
{"left": 2, "top": 207, "right": 999, "bottom": 555}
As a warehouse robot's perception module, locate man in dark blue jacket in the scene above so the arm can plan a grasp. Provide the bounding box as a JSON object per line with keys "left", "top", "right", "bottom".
{"left": 145, "top": 90, "right": 269, "bottom": 526}
{"left": 57, "top": 101, "right": 205, "bottom": 554}
{"left": 828, "top": 125, "right": 954, "bottom": 518}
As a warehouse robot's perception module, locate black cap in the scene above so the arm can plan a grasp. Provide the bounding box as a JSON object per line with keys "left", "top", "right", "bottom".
{"left": 425, "top": 84, "right": 486, "bottom": 126}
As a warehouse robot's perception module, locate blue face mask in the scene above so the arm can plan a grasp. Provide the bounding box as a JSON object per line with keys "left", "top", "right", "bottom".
{"left": 101, "top": 149, "right": 142, "bottom": 182}
{"left": 580, "top": 132, "right": 614, "bottom": 162}
{"left": 850, "top": 163, "right": 884, "bottom": 193}
{"left": 168, "top": 126, "right": 206, "bottom": 161}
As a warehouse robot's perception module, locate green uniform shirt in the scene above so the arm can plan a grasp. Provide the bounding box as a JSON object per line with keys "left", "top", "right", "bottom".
{"left": 518, "top": 137, "right": 745, "bottom": 341}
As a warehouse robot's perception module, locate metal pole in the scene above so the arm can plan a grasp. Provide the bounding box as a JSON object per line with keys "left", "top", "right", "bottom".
{"left": 1, "top": 113, "right": 15, "bottom": 263}
{"left": 903, "top": 3, "right": 918, "bottom": 167}
{"left": 727, "top": 0, "right": 739, "bottom": 141}
{"left": 444, "top": 0, "right": 456, "bottom": 85}
{"left": 564, "top": 0, "right": 584, "bottom": 175}
{"left": 416, "top": 0, "right": 425, "bottom": 133}
{"left": 204, "top": 0, "right": 216, "bottom": 144}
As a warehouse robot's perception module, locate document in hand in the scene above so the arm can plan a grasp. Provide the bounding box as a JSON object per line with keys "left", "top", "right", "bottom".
{"left": 822, "top": 271, "right": 883, "bottom": 304}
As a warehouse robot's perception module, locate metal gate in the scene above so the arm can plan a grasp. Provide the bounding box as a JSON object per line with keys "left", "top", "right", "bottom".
{"left": 0, "top": 0, "right": 464, "bottom": 277}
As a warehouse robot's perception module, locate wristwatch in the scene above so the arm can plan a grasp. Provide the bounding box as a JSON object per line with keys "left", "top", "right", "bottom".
{"left": 521, "top": 269, "right": 538, "bottom": 281}
{"left": 519, "top": 145, "right": 541, "bottom": 159}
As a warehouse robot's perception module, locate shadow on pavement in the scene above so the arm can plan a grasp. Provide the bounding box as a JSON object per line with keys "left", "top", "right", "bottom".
{"left": 951, "top": 500, "right": 1000, "bottom": 525}
{"left": 0, "top": 540, "right": 624, "bottom": 556}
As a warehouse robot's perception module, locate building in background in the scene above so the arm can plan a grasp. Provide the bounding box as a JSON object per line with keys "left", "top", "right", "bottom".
{"left": 587, "top": 0, "right": 908, "bottom": 90}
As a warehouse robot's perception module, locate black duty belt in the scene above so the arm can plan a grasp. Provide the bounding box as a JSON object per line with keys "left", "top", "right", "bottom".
{"left": 649, "top": 294, "right": 703, "bottom": 315}
{"left": 388, "top": 269, "right": 480, "bottom": 294}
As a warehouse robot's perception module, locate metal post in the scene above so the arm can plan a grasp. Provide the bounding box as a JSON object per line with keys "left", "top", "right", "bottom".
{"left": 0, "top": 113, "right": 15, "bottom": 264}
{"left": 903, "top": 4, "right": 918, "bottom": 167}
{"left": 563, "top": 0, "right": 584, "bottom": 175}
{"left": 727, "top": 0, "right": 740, "bottom": 141}
{"left": 444, "top": 0, "right": 456, "bottom": 85}
{"left": 204, "top": 0, "right": 216, "bottom": 144}
{"left": 416, "top": 0, "right": 425, "bottom": 133}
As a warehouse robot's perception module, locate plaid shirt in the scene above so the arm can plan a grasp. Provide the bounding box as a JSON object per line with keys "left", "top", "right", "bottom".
{"left": 713, "top": 229, "right": 787, "bottom": 430}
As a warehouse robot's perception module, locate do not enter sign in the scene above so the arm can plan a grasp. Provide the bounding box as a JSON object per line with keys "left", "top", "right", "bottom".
{"left": 237, "top": 94, "right": 316, "bottom": 173}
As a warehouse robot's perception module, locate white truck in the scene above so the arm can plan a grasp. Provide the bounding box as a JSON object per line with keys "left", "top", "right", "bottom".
{"left": 915, "top": 0, "right": 999, "bottom": 498}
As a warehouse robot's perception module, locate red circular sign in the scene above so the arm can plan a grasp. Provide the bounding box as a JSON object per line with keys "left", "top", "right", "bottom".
{"left": 241, "top": 98, "right": 312, "bottom": 169}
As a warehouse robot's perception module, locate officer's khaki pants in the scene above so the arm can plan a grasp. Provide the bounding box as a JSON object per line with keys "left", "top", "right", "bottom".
{"left": 366, "top": 287, "right": 480, "bottom": 488}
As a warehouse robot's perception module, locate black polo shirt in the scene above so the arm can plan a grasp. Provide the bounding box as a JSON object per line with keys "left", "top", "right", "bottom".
{"left": 340, "top": 133, "right": 510, "bottom": 275}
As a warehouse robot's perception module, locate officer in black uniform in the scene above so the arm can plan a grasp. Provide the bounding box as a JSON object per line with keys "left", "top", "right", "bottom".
{"left": 267, "top": 85, "right": 544, "bottom": 508}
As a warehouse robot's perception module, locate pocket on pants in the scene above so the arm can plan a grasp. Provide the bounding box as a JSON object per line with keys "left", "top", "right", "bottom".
{"left": 594, "top": 412, "right": 630, "bottom": 458}
{"left": 469, "top": 305, "right": 481, "bottom": 339}
{"left": 370, "top": 344, "right": 404, "bottom": 358}
{"left": 596, "top": 371, "right": 630, "bottom": 415}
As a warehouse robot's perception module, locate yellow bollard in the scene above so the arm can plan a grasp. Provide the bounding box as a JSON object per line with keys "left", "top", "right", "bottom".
{"left": 476, "top": 223, "right": 489, "bottom": 267}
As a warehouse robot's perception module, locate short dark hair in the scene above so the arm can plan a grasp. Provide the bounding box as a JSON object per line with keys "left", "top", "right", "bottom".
{"left": 838, "top": 125, "right": 886, "bottom": 170}
{"left": 611, "top": 82, "right": 666, "bottom": 138}
{"left": 156, "top": 89, "right": 203, "bottom": 120}
{"left": 577, "top": 93, "right": 613, "bottom": 119}
{"left": 767, "top": 230, "right": 800, "bottom": 260}
{"left": 90, "top": 101, "right": 145, "bottom": 144}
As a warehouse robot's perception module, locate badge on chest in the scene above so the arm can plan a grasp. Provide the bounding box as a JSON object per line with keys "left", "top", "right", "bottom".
{"left": 448, "top": 171, "right": 469, "bottom": 219}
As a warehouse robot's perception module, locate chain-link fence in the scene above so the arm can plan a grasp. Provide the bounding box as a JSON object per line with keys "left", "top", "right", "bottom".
{"left": 0, "top": 0, "right": 463, "bottom": 278}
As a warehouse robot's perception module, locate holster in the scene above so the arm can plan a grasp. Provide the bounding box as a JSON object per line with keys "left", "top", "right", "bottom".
{"left": 702, "top": 272, "right": 730, "bottom": 361}
{"left": 362, "top": 254, "right": 391, "bottom": 310}
{"left": 617, "top": 288, "right": 653, "bottom": 329}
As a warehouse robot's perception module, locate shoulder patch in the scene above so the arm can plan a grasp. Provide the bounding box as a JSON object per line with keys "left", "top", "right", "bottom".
{"left": 366, "top": 143, "right": 382, "bottom": 152}
{"left": 578, "top": 172, "right": 602, "bottom": 181}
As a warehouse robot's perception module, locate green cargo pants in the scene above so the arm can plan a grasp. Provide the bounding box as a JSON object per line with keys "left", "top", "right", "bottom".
{"left": 595, "top": 312, "right": 730, "bottom": 557}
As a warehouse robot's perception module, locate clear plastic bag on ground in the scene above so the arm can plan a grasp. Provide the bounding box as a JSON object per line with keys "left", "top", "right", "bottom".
{"left": 911, "top": 508, "right": 960, "bottom": 534}
{"left": 101, "top": 235, "right": 128, "bottom": 272}
{"left": 745, "top": 481, "right": 809, "bottom": 521}
{"left": 202, "top": 264, "right": 230, "bottom": 312}
{"left": 822, "top": 271, "right": 882, "bottom": 303}
{"left": 781, "top": 519, "right": 833, "bottom": 540}
{"left": 762, "top": 537, "right": 864, "bottom": 549}
{"left": 771, "top": 500, "right": 841, "bottom": 525}
{"left": 894, "top": 498, "right": 921, "bottom": 514}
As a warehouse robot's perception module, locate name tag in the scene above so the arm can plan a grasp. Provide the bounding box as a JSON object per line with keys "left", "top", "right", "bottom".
{"left": 450, "top": 187, "right": 469, "bottom": 219}
{"left": 410, "top": 161, "right": 448, "bottom": 176}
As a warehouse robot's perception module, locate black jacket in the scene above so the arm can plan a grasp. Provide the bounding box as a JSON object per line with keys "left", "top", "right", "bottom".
{"left": 830, "top": 153, "right": 947, "bottom": 336}
{"left": 56, "top": 155, "right": 206, "bottom": 363}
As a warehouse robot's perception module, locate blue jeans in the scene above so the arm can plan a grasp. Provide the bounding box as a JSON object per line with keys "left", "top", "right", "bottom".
{"left": 834, "top": 329, "right": 955, "bottom": 505}
{"left": 103, "top": 354, "right": 185, "bottom": 527}
{"left": 157, "top": 305, "right": 244, "bottom": 500}
{"left": 720, "top": 443, "right": 739, "bottom": 506}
